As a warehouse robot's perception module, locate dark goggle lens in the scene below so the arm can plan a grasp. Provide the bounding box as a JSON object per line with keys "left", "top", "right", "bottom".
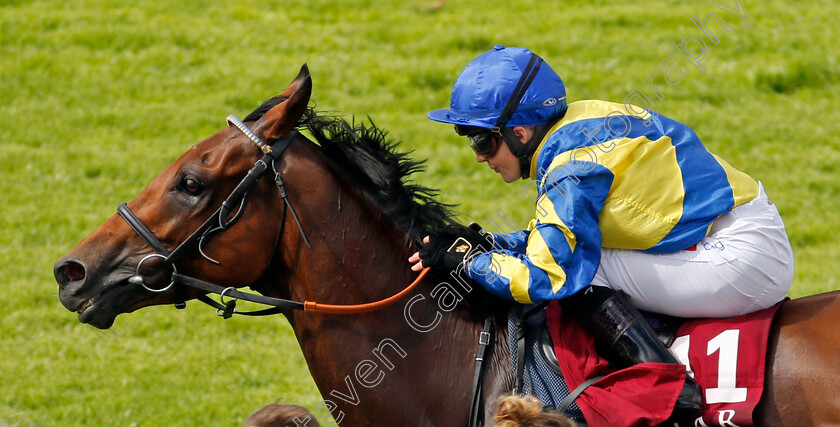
{"left": 468, "top": 132, "right": 497, "bottom": 156}
{"left": 454, "top": 125, "right": 497, "bottom": 156}
{"left": 454, "top": 124, "right": 483, "bottom": 136}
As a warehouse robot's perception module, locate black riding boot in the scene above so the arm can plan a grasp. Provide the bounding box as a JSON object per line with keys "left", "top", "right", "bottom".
{"left": 562, "top": 286, "right": 702, "bottom": 423}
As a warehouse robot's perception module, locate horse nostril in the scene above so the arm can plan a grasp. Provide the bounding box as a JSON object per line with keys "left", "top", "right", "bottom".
{"left": 57, "top": 261, "right": 86, "bottom": 287}
{"left": 65, "top": 262, "right": 86, "bottom": 280}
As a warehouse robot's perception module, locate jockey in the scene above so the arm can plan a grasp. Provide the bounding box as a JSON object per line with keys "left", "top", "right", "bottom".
{"left": 409, "top": 45, "right": 794, "bottom": 422}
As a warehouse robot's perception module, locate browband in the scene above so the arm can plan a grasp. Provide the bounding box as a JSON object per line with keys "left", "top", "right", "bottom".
{"left": 226, "top": 114, "right": 297, "bottom": 160}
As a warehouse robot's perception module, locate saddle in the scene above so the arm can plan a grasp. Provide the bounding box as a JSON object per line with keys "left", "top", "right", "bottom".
{"left": 520, "top": 302, "right": 782, "bottom": 427}
{"left": 538, "top": 310, "right": 682, "bottom": 376}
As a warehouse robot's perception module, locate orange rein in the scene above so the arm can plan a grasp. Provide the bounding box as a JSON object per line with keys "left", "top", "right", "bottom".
{"left": 303, "top": 267, "right": 430, "bottom": 314}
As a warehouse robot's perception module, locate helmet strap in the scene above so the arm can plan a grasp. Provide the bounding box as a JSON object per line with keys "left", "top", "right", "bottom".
{"left": 491, "top": 54, "right": 542, "bottom": 132}
{"left": 487, "top": 52, "right": 545, "bottom": 179}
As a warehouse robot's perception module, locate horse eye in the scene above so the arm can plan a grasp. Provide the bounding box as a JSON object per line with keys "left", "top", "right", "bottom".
{"left": 180, "top": 175, "right": 204, "bottom": 196}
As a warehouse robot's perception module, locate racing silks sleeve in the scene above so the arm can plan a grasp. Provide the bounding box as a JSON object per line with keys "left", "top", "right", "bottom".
{"left": 490, "top": 220, "right": 535, "bottom": 253}
{"left": 465, "top": 161, "right": 613, "bottom": 303}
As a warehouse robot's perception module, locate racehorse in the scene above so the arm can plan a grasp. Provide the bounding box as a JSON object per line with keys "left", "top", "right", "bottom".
{"left": 54, "top": 66, "right": 840, "bottom": 426}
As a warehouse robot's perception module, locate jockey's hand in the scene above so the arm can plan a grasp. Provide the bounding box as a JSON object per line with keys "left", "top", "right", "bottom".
{"left": 408, "top": 223, "right": 494, "bottom": 273}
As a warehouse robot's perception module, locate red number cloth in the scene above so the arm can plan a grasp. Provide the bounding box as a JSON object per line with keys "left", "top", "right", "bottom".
{"left": 672, "top": 301, "right": 783, "bottom": 426}
{"left": 546, "top": 301, "right": 782, "bottom": 427}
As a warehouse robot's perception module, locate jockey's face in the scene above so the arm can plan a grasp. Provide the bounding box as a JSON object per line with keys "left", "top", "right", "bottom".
{"left": 475, "top": 126, "right": 533, "bottom": 183}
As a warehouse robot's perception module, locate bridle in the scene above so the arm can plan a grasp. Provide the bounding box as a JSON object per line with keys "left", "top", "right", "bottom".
{"left": 119, "top": 113, "right": 489, "bottom": 427}
{"left": 117, "top": 114, "right": 429, "bottom": 317}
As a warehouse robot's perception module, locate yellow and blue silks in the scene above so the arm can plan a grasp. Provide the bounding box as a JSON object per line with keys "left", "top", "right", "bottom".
{"left": 465, "top": 100, "right": 758, "bottom": 304}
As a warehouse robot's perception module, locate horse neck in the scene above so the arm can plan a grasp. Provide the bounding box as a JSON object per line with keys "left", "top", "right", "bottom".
{"left": 278, "top": 145, "right": 416, "bottom": 306}
{"left": 256, "top": 142, "right": 512, "bottom": 425}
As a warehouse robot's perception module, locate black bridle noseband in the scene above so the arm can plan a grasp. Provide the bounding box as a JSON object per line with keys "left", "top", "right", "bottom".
{"left": 117, "top": 115, "right": 311, "bottom": 317}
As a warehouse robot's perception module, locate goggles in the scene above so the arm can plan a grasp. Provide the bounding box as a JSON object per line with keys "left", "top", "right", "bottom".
{"left": 454, "top": 125, "right": 500, "bottom": 156}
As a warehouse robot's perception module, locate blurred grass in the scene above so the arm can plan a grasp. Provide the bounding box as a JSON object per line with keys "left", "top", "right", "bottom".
{"left": 2, "top": 0, "right": 839, "bottom": 425}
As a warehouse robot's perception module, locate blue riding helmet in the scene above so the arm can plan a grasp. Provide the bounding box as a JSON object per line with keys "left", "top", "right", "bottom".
{"left": 428, "top": 45, "right": 567, "bottom": 129}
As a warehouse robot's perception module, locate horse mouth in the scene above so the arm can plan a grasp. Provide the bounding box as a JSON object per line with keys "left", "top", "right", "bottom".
{"left": 77, "top": 297, "right": 96, "bottom": 315}
{"left": 74, "top": 279, "right": 139, "bottom": 329}
{"left": 76, "top": 290, "right": 118, "bottom": 329}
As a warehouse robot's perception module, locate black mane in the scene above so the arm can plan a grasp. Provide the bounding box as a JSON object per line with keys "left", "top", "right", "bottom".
{"left": 246, "top": 97, "right": 508, "bottom": 318}
{"left": 245, "top": 97, "right": 455, "bottom": 243}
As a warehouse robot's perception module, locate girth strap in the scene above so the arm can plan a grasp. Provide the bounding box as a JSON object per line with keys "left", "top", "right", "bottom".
{"left": 555, "top": 374, "right": 606, "bottom": 415}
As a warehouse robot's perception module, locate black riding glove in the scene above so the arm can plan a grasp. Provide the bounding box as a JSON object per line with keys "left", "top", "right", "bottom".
{"left": 418, "top": 223, "right": 494, "bottom": 274}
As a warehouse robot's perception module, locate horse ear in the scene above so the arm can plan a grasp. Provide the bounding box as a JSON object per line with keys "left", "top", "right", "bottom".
{"left": 253, "top": 64, "right": 312, "bottom": 141}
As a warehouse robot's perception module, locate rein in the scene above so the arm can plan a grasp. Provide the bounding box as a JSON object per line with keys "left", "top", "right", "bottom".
{"left": 118, "top": 115, "right": 430, "bottom": 317}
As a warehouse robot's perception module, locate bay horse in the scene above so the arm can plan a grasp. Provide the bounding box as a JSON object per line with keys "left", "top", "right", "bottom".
{"left": 54, "top": 66, "right": 840, "bottom": 426}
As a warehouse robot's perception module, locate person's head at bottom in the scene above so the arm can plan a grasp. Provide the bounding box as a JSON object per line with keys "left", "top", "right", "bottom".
{"left": 245, "top": 403, "right": 318, "bottom": 427}
{"left": 494, "top": 394, "right": 577, "bottom": 427}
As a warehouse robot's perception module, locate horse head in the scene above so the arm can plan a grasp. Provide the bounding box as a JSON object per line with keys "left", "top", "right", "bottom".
{"left": 53, "top": 65, "right": 521, "bottom": 425}
{"left": 54, "top": 66, "right": 313, "bottom": 328}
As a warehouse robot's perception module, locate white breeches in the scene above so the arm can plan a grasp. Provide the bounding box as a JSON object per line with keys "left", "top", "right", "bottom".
{"left": 591, "top": 182, "right": 794, "bottom": 318}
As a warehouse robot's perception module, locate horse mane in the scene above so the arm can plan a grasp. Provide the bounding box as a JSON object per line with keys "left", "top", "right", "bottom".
{"left": 246, "top": 96, "right": 507, "bottom": 317}
{"left": 245, "top": 97, "right": 456, "bottom": 243}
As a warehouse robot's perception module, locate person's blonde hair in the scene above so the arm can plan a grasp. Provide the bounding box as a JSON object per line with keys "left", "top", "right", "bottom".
{"left": 245, "top": 403, "right": 318, "bottom": 427}
{"left": 493, "top": 394, "right": 577, "bottom": 427}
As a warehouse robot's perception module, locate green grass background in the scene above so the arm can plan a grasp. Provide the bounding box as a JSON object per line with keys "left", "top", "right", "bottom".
{"left": 2, "top": 0, "right": 839, "bottom": 425}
